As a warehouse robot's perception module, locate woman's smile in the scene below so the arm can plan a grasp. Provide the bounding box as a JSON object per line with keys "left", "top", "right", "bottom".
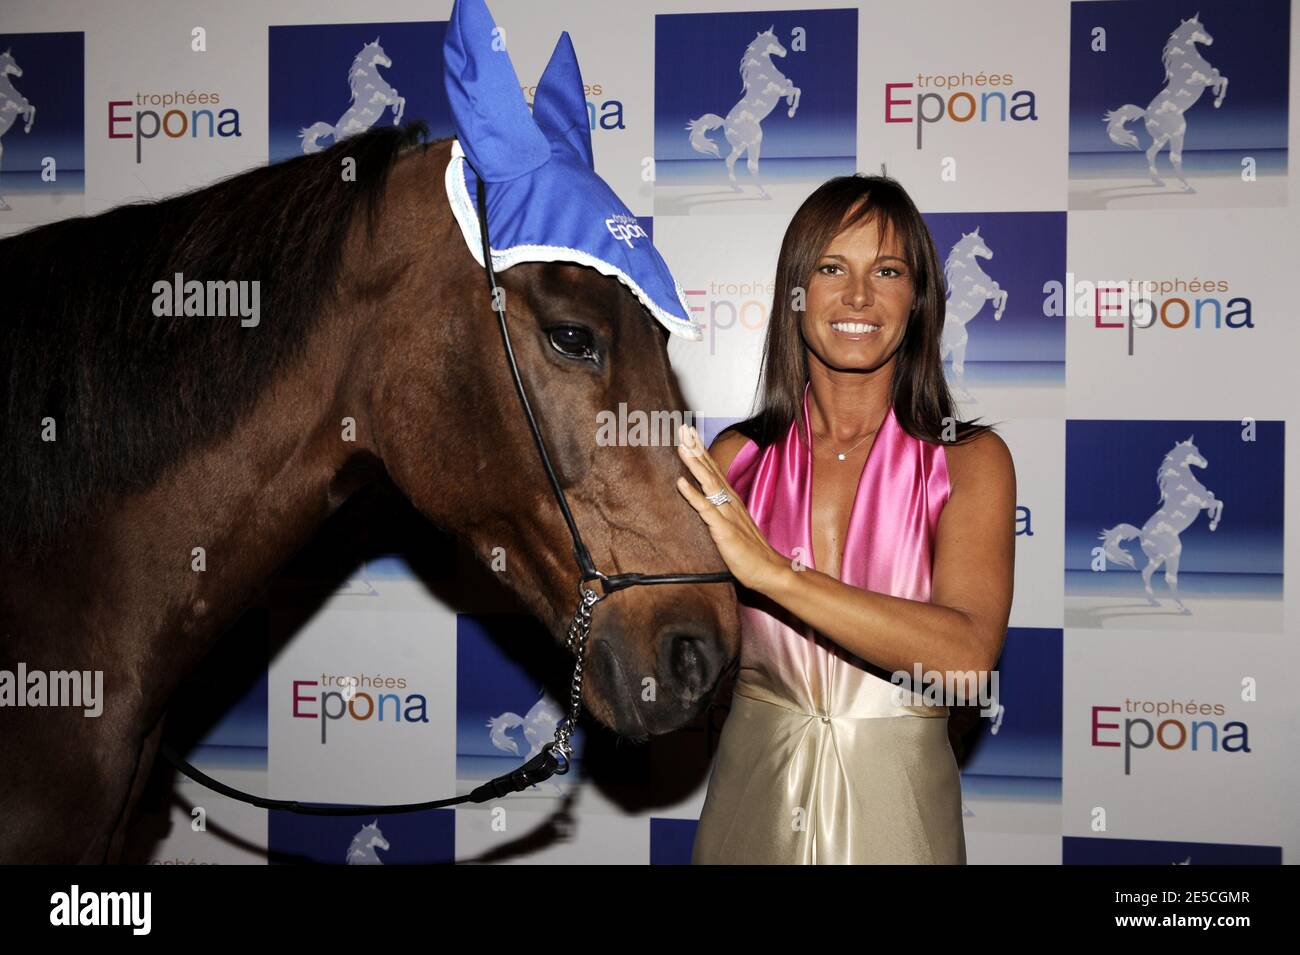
{"left": 828, "top": 319, "right": 883, "bottom": 338}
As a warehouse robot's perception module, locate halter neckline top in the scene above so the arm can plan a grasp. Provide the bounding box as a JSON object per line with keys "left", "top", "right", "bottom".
{"left": 724, "top": 380, "right": 953, "bottom": 719}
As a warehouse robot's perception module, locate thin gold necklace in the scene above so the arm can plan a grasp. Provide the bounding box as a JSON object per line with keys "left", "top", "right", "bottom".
{"left": 813, "top": 420, "right": 882, "bottom": 461}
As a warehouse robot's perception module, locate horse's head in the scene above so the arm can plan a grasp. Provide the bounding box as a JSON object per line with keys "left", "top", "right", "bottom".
{"left": 365, "top": 822, "right": 390, "bottom": 852}
{"left": 362, "top": 38, "right": 392, "bottom": 70}
{"left": 358, "top": 1, "right": 739, "bottom": 737}
{"left": 1170, "top": 434, "right": 1208, "bottom": 471}
{"left": 1, "top": 49, "right": 20, "bottom": 78}
{"left": 366, "top": 231, "right": 739, "bottom": 736}
{"left": 960, "top": 227, "right": 993, "bottom": 262}
{"left": 754, "top": 26, "right": 787, "bottom": 60}
{"left": 1177, "top": 14, "right": 1212, "bottom": 49}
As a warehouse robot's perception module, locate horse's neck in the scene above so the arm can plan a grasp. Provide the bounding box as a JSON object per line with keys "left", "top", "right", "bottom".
{"left": 1177, "top": 41, "right": 1208, "bottom": 66}
{"left": 143, "top": 319, "right": 360, "bottom": 631}
{"left": 1161, "top": 463, "right": 1197, "bottom": 492}
{"left": 1167, "top": 44, "right": 1205, "bottom": 72}
{"left": 743, "top": 55, "right": 769, "bottom": 84}
{"left": 4, "top": 308, "right": 368, "bottom": 720}
{"left": 8, "top": 139, "right": 457, "bottom": 725}
{"left": 948, "top": 253, "right": 987, "bottom": 284}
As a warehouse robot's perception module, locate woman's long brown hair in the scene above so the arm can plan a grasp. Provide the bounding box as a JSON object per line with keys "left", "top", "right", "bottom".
{"left": 727, "top": 173, "right": 1000, "bottom": 448}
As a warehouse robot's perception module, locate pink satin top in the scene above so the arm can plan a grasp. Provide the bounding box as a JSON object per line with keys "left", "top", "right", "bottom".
{"left": 725, "top": 380, "right": 953, "bottom": 719}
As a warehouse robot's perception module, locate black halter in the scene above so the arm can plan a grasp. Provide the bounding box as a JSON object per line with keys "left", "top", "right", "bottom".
{"left": 472, "top": 175, "right": 734, "bottom": 595}
{"left": 159, "top": 161, "right": 735, "bottom": 815}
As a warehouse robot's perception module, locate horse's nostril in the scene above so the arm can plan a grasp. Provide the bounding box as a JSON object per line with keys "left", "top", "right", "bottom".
{"left": 660, "top": 628, "right": 722, "bottom": 704}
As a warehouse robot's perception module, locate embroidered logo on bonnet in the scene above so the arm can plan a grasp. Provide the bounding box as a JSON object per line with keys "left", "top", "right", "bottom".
{"left": 606, "top": 214, "right": 649, "bottom": 249}
{"left": 442, "top": 0, "right": 703, "bottom": 340}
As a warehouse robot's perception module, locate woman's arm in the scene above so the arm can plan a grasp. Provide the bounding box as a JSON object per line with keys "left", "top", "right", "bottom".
{"left": 678, "top": 425, "right": 1015, "bottom": 679}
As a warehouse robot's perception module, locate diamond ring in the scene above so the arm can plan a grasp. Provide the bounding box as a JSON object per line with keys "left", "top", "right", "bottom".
{"left": 706, "top": 490, "right": 732, "bottom": 506}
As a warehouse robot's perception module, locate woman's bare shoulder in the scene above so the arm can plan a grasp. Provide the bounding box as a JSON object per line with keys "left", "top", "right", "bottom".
{"left": 942, "top": 428, "right": 1015, "bottom": 497}
{"left": 710, "top": 427, "right": 756, "bottom": 478}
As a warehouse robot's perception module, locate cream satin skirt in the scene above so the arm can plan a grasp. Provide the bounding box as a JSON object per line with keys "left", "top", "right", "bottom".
{"left": 692, "top": 687, "right": 967, "bottom": 864}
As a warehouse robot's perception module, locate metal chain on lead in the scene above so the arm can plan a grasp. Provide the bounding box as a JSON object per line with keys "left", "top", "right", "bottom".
{"left": 549, "top": 583, "right": 603, "bottom": 769}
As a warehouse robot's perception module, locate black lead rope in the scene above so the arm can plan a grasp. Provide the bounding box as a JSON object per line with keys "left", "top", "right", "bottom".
{"left": 158, "top": 158, "right": 735, "bottom": 815}
{"left": 159, "top": 739, "right": 561, "bottom": 814}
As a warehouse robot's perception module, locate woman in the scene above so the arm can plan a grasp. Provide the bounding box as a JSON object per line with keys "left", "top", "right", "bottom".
{"left": 675, "top": 174, "right": 1015, "bottom": 864}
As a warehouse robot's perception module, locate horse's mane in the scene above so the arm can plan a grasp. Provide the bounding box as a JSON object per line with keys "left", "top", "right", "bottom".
{"left": 740, "top": 31, "right": 776, "bottom": 90}
{"left": 942, "top": 234, "right": 968, "bottom": 290}
{"left": 1156, "top": 438, "right": 1195, "bottom": 502}
{"left": 0, "top": 121, "right": 438, "bottom": 557}
{"left": 1162, "top": 19, "right": 1202, "bottom": 82}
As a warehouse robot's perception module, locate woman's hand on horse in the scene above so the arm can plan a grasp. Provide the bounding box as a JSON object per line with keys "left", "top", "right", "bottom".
{"left": 674, "top": 424, "right": 788, "bottom": 594}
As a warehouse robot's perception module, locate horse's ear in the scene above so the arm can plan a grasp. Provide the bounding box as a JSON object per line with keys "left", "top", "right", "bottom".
{"left": 443, "top": 0, "right": 551, "bottom": 182}
{"left": 532, "top": 32, "right": 593, "bottom": 169}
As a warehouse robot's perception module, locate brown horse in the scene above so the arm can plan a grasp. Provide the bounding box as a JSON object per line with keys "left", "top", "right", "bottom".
{"left": 0, "top": 124, "right": 739, "bottom": 863}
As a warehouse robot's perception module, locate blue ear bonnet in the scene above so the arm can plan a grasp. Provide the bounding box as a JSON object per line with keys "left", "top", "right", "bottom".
{"left": 442, "top": 0, "right": 702, "bottom": 340}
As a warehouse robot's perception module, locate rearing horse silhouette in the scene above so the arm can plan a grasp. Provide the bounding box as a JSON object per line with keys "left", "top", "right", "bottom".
{"left": 0, "top": 126, "right": 738, "bottom": 862}
{"left": 300, "top": 38, "right": 406, "bottom": 154}
{"left": 1098, "top": 434, "right": 1224, "bottom": 613}
{"left": 1102, "top": 13, "right": 1228, "bottom": 193}
{"left": 940, "top": 227, "right": 1006, "bottom": 401}
{"left": 685, "top": 26, "right": 800, "bottom": 199}
{"left": 0, "top": 47, "right": 38, "bottom": 211}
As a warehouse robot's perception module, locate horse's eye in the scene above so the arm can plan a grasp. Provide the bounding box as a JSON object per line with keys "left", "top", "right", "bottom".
{"left": 548, "top": 325, "right": 598, "bottom": 361}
